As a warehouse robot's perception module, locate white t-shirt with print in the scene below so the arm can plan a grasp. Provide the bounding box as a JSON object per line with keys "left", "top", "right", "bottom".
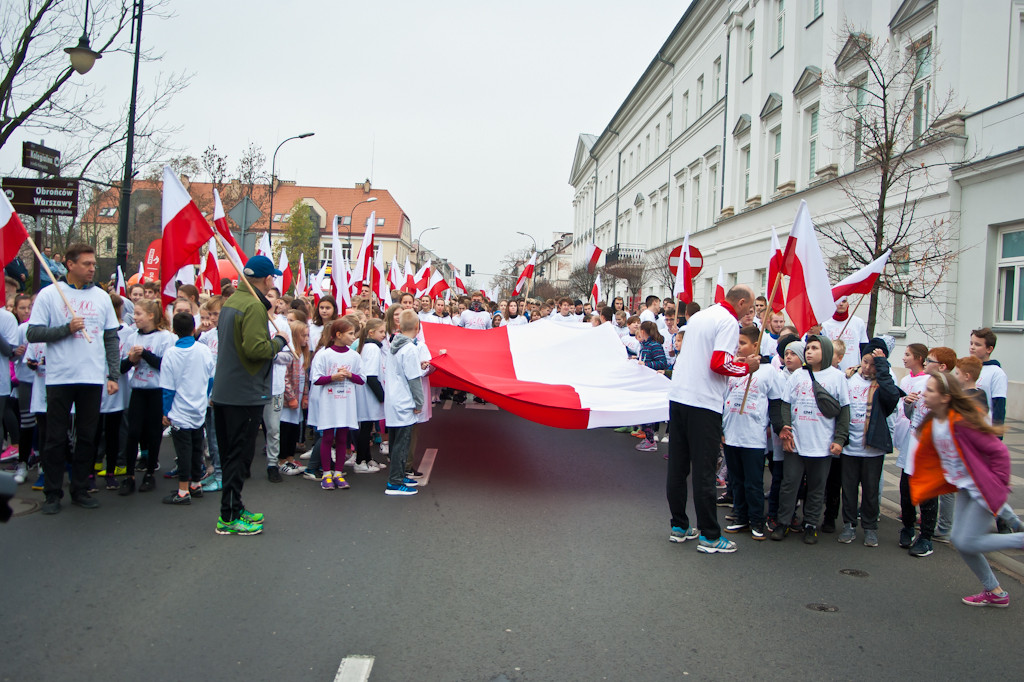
{"left": 122, "top": 329, "right": 177, "bottom": 390}
{"left": 977, "top": 363, "right": 1008, "bottom": 417}
{"left": 784, "top": 366, "right": 851, "bottom": 457}
{"left": 844, "top": 372, "right": 894, "bottom": 457}
{"left": 160, "top": 341, "right": 215, "bottom": 430}
{"left": 723, "top": 365, "right": 781, "bottom": 449}
{"left": 310, "top": 346, "right": 362, "bottom": 430}
{"left": 355, "top": 342, "right": 384, "bottom": 423}
{"left": 821, "top": 315, "right": 869, "bottom": 372}
{"left": 27, "top": 282, "right": 118, "bottom": 386}
{"left": 932, "top": 417, "right": 982, "bottom": 504}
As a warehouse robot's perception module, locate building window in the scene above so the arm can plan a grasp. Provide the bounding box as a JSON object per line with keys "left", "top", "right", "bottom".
{"left": 692, "top": 174, "right": 701, "bottom": 232}
{"left": 757, "top": 268, "right": 767, "bottom": 294}
{"left": 808, "top": 107, "right": 819, "bottom": 181}
{"left": 776, "top": 0, "right": 785, "bottom": 50}
{"left": 891, "top": 248, "right": 911, "bottom": 326}
{"left": 696, "top": 76, "right": 704, "bottom": 116}
{"left": 772, "top": 128, "right": 782, "bottom": 189}
{"left": 746, "top": 24, "right": 755, "bottom": 77}
{"left": 666, "top": 112, "right": 673, "bottom": 140}
{"left": 713, "top": 57, "right": 722, "bottom": 101}
{"left": 812, "top": 0, "right": 823, "bottom": 21}
{"left": 681, "top": 93, "right": 688, "bottom": 129}
{"left": 273, "top": 213, "right": 283, "bottom": 222}
{"left": 105, "top": 236, "right": 113, "bottom": 252}
{"left": 321, "top": 243, "right": 332, "bottom": 264}
{"left": 853, "top": 74, "right": 868, "bottom": 163}
{"left": 913, "top": 38, "right": 933, "bottom": 143}
{"left": 342, "top": 216, "right": 352, "bottom": 226}
{"left": 743, "top": 146, "right": 752, "bottom": 200}
{"left": 677, "top": 182, "right": 686, "bottom": 236}
{"left": 98, "top": 207, "right": 117, "bottom": 217}
{"left": 376, "top": 218, "right": 385, "bottom": 226}
{"left": 655, "top": 124, "right": 661, "bottom": 154}
{"left": 709, "top": 165, "right": 718, "bottom": 219}
{"left": 997, "top": 226, "right": 1024, "bottom": 323}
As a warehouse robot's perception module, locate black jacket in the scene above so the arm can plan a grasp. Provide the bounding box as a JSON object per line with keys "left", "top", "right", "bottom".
{"left": 863, "top": 355, "right": 901, "bottom": 453}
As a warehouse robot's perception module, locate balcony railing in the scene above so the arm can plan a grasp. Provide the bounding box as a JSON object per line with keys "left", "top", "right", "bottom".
{"left": 605, "top": 243, "right": 645, "bottom": 265}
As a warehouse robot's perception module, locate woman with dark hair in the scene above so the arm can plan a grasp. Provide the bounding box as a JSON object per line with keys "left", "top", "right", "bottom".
{"left": 911, "top": 371, "right": 1024, "bottom": 607}
{"left": 309, "top": 295, "right": 338, "bottom": 352}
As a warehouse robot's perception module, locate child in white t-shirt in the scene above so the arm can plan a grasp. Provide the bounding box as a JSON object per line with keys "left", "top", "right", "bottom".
{"left": 774, "top": 335, "right": 851, "bottom": 544}
{"left": 197, "top": 296, "right": 223, "bottom": 491}
{"left": 310, "top": 318, "right": 363, "bottom": 490}
{"left": 354, "top": 319, "right": 386, "bottom": 474}
{"left": 159, "top": 313, "right": 215, "bottom": 505}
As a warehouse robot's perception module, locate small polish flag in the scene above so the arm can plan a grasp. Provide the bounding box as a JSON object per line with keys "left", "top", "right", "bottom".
{"left": 116, "top": 266, "right": 127, "bottom": 297}
{"left": 160, "top": 166, "right": 214, "bottom": 304}
{"left": 255, "top": 232, "right": 272, "bottom": 258}
{"left": 782, "top": 200, "right": 836, "bottom": 335}
{"left": 213, "top": 189, "right": 247, "bottom": 267}
{"left": 199, "top": 238, "right": 221, "bottom": 294}
{"left": 413, "top": 260, "right": 431, "bottom": 298}
{"left": 0, "top": 189, "right": 29, "bottom": 267}
{"left": 452, "top": 267, "right": 467, "bottom": 295}
{"left": 672, "top": 231, "right": 693, "bottom": 304}
{"left": 714, "top": 266, "right": 726, "bottom": 304}
{"left": 427, "top": 269, "right": 450, "bottom": 299}
{"left": 275, "top": 246, "right": 293, "bottom": 294}
{"left": 137, "top": 261, "right": 145, "bottom": 283}
{"left": 831, "top": 250, "right": 891, "bottom": 300}
{"left": 310, "top": 260, "right": 328, "bottom": 304}
{"left": 585, "top": 244, "right": 603, "bottom": 274}
{"left": 403, "top": 256, "right": 416, "bottom": 293}
{"left": 296, "top": 253, "right": 307, "bottom": 296}
{"left": 354, "top": 211, "right": 375, "bottom": 286}
{"left": 388, "top": 256, "right": 403, "bottom": 292}
{"left": 373, "top": 250, "right": 392, "bottom": 310}
{"left": 512, "top": 252, "right": 536, "bottom": 296}
{"left": 767, "top": 226, "right": 785, "bottom": 313}
{"left": 591, "top": 272, "right": 602, "bottom": 306}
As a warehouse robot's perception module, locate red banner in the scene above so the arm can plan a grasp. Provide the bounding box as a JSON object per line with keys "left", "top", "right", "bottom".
{"left": 143, "top": 239, "right": 161, "bottom": 283}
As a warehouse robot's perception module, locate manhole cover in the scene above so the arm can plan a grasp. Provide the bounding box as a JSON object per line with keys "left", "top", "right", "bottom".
{"left": 839, "top": 568, "right": 870, "bottom": 578}
{"left": 8, "top": 497, "right": 40, "bottom": 517}
{"left": 805, "top": 603, "right": 839, "bottom": 612}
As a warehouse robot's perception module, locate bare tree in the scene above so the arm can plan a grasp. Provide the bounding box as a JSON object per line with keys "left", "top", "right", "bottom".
{"left": 0, "top": 0, "right": 175, "bottom": 152}
{"left": 566, "top": 265, "right": 597, "bottom": 302}
{"left": 489, "top": 246, "right": 532, "bottom": 298}
{"left": 644, "top": 244, "right": 676, "bottom": 295}
{"left": 201, "top": 145, "right": 229, "bottom": 187}
{"left": 820, "top": 27, "right": 963, "bottom": 337}
{"left": 603, "top": 261, "right": 650, "bottom": 307}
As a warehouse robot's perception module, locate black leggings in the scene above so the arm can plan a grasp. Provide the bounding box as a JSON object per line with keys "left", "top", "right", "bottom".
{"left": 122, "top": 388, "right": 163, "bottom": 477}
{"left": 356, "top": 421, "right": 375, "bottom": 464}
{"left": 18, "top": 383, "right": 34, "bottom": 464}
{"left": 280, "top": 420, "right": 299, "bottom": 462}
{"left": 101, "top": 411, "right": 123, "bottom": 474}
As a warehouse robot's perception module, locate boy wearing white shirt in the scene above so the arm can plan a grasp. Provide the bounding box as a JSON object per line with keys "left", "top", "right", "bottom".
{"left": 384, "top": 310, "right": 425, "bottom": 496}
{"left": 821, "top": 298, "right": 869, "bottom": 372}
{"left": 722, "top": 326, "right": 780, "bottom": 540}
{"left": 970, "top": 328, "right": 1007, "bottom": 429}
{"left": 160, "top": 313, "right": 216, "bottom": 505}
{"left": 773, "top": 335, "right": 851, "bottom": 544}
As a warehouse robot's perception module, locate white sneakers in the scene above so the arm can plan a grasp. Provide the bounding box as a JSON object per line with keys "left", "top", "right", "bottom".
{"left": 353, "top": 461, "right": 382, "bottom": 474}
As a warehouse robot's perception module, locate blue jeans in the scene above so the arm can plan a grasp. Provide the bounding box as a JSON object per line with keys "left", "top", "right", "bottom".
{"left": 723, "top": 445, "right": 767, "bottom": 525}
{"left": 387, "top": 426, "right": 413, "bottom": 486}
{"left": 952, "top": 490, "right": 1024, "bottom": 591}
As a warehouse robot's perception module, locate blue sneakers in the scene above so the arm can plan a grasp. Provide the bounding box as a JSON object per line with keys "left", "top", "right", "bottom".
{"left": 669, "top": 526, "right": 699, "bottom": 543}
{"left": 697, "top": 535, "right": 737, "bottom": 554}
{"left": 385, "top": 483, "right": 418, "bottom": 496}
{"left": 402, "top": 477, "right": 421, "bottom": 487}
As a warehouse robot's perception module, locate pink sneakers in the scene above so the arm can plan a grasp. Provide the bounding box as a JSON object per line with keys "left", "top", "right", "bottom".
{"left": 961, "top": 590, "right": 1010, "bottom": 608}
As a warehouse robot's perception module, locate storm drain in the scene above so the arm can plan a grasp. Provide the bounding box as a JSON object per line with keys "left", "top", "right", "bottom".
{"left": 839, "top": 568, "right": 870, "bottom": 578}
{"left": 805, "top": 603, "right": 839, "bottom": 612}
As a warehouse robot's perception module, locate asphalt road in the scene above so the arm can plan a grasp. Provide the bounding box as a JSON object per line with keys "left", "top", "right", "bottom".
{"left": 2, "top": 402, "right": 1021, "bottom": 681}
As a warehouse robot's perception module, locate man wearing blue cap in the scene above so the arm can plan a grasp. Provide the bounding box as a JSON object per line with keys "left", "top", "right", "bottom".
{"left": 212, "top": 255, "right": 288, "bottom": 536}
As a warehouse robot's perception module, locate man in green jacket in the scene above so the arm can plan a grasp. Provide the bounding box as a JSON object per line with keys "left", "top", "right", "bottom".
{"left": 212, "top": 255, "right": 288, "bottom": 536}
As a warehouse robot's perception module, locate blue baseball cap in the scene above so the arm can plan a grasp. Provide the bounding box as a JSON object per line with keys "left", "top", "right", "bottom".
{"left": 243, "top": 255, "right": 282, "bottom": 278}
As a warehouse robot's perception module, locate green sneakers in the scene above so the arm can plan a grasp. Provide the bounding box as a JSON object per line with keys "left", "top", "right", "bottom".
{"left": 239, "top": 508, "right": 264, "bottom": 524}
{"left": 215, "top": 516, "right": 263, "bottom": 535}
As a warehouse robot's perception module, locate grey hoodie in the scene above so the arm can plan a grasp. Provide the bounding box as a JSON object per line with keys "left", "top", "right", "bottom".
{"left": 391, "top": 334, "right": 424, "bottom": 411}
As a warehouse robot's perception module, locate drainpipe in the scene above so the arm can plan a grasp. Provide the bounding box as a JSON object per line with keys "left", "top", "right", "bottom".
{"left": 719, "top": 25, "right": 731, "bottom": 216}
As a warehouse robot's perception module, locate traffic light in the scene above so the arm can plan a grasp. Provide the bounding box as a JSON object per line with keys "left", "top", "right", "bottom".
{"left": 465, "top": 264, "right": 473, "bottom": 277}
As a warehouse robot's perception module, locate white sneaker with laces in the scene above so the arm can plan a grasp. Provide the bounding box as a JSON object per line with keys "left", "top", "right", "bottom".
{"left": 299, "top": 452, "right": 312, "bottom": 461}
{"left": 13, "top": 462, "right": 28, "bottom": 484}
{"left": 344, "top": 454, "right": 356, "bottom": 468}
{"left": 379, "top": 442, "right": 390, "bottom": 455}
{"left": 353, "top": 462, "right": 377, "bottom": 474}
{"left": 661, "top": 436, "right": 669, "bottom": 443}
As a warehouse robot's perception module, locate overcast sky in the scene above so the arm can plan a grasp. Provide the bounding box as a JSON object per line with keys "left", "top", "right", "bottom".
{"left": 1, "top": 0, "right": 692, "bottom": 283}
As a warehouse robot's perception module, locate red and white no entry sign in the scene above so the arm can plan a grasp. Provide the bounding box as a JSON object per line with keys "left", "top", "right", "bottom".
{"left": 668, "top": 244, "right": 703, "bottom": 278}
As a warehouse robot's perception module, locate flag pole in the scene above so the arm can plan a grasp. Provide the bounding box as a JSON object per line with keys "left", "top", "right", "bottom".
{"left": 211, "top": 231, "right": 289, "bottom": 349}
{"left": 837, "top": 294, "right": 866, "bottom": 338}
{"left": 25, "top": 235, "right": 93, "bottom": 342}
{"left": 738, "top": 271, "right": 783, "bottom": 414}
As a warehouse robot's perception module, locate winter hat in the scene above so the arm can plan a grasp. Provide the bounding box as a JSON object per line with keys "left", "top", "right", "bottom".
{"left": 784, "top": 340, "right": 806, "bottom": 363}
{"left": 776, "top": 333, "right": 799, "bottom": 359}
{"left": 859, "top": 337, "right": 890, "bottom": 359}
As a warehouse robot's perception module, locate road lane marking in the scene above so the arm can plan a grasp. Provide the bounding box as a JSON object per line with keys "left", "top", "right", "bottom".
{"left": 334, "top": 655, "right": 374, "bottom": 682}
{"left": 418, "top": 447, "right": 438, "bottom": 486}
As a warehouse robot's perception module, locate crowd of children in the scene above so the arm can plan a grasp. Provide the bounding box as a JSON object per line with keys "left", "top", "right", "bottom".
{"left": 3, "top": 267, "right": 1022, "bottom": 608}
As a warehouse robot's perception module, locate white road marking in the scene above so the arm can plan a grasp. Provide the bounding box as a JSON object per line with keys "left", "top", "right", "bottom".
{"left": 418, "top": 447, "right": 438, "bottom": 486}
{"left": 334, "top": 655, "right": 374, "bottom": 682}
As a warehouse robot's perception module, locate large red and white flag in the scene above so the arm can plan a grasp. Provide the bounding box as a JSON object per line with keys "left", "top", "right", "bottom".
{"left": 255, "top": 232, "right": 272, "bottom": 258}
{"left": 161, "top": 166, "right": 214, "bottom": 303}
{"left": 512, "top": 252, "right": 536, "bottom": 296}
{"left": 353, "top": 211, "right": 375, "bottom": 284}
{"left": 413, "top": 260, "right": 431, "bottom": 298}
{"left": 452, "top": 267, "right": 467, "bottom": 295}
{"left": 0, "top": 192, "right": 28, "bottom": 268}
{"left": 591, "top": 272, "right": 602, "bottom": 306}
{"left": 199, "top": 238, "right": 221, "bottom": 294}
{"left": 421, "top": 322, "right": 671, "bottom": 429}
{"left": 403, "top": 256, "right": 416, "bottom": 293}
{"left": 310, "top": 260, "right": 328, "bottom": 303}
{"left": 295, "top": 253, "right": 307, "bottom": 296}
{"left": 212, "top": 189, "right": 247, "bottom": 267}
{"left": 274, "top": 246, "right": 293, "bottom": 294}
{"left": 373, "top": 250, "right": 392, "bottom": 309}
{"left": 714, "top": 266, "right": 726, "bottom": 304}
{"left": 767, "top": 225, "right": 784, "bottom": 313}
{"left": 782, "top": 200, "right": 836, "bottom": 335}
{"left": 426, "top": 269, "right": 450, "bottom": 299}
{"left": 831, "top": 249, "right": 891, "bottom": 300}
{"left": 116, "top": 266, "right": 127, "bottom": 297}
{"left": 330, "top": 216, "right": 343, "bottom": 304}
{"left": 585, "top": 244, "right": 603, "bottom": 274}
{"left": 672, "top": 231, "right": 693, "bottom": 304}
{"left": 388, "top": 256, "right": 403, "bottom": 293}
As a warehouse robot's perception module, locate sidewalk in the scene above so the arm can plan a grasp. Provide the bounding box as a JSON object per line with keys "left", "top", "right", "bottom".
{"left": 880, "top": 418, "right": 1024, "bottom": 579}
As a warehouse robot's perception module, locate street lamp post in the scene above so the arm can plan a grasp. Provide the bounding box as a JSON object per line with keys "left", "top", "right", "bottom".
{"left": 267, "top": 132, "right": 314, "bottom": 251}
{"left": 413, "top": 226, "right": 440, "bottom": 267}
{"left": 346, "top": 197, "right": 378, "bottom": 265}
{"left": 112, "top": 0, "right": 143, "bottom": 274}
{"left": 516, "top": 231, "right": 537, "bottom": 252}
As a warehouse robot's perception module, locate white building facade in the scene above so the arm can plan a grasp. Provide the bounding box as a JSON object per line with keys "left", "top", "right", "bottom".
{"left": 570, "top": 0, "right": 1024, "bottom": 415}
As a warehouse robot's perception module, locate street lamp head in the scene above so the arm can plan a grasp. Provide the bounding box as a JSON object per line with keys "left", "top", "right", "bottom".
{"left": 65, "top": 34, "right": 102, "bottom": 75}
{"left": 365, "top": 197, "right": 378, "bottom": 202}
{"left": 298, "top": 132, "right": 315, "bottom": 139}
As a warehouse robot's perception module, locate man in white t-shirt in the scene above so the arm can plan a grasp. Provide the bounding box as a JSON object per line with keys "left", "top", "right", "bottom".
{"left": 821, "top": 298, "right": 869, "bottom": 372}
{"left": 667, "top": 285, "right": 760, "bottom": 554}
{"left": 458, "top": 293, "right": 492, "bottom": 329}
{"left": 27, "top": 244, "right": 120, "bottom": 515}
